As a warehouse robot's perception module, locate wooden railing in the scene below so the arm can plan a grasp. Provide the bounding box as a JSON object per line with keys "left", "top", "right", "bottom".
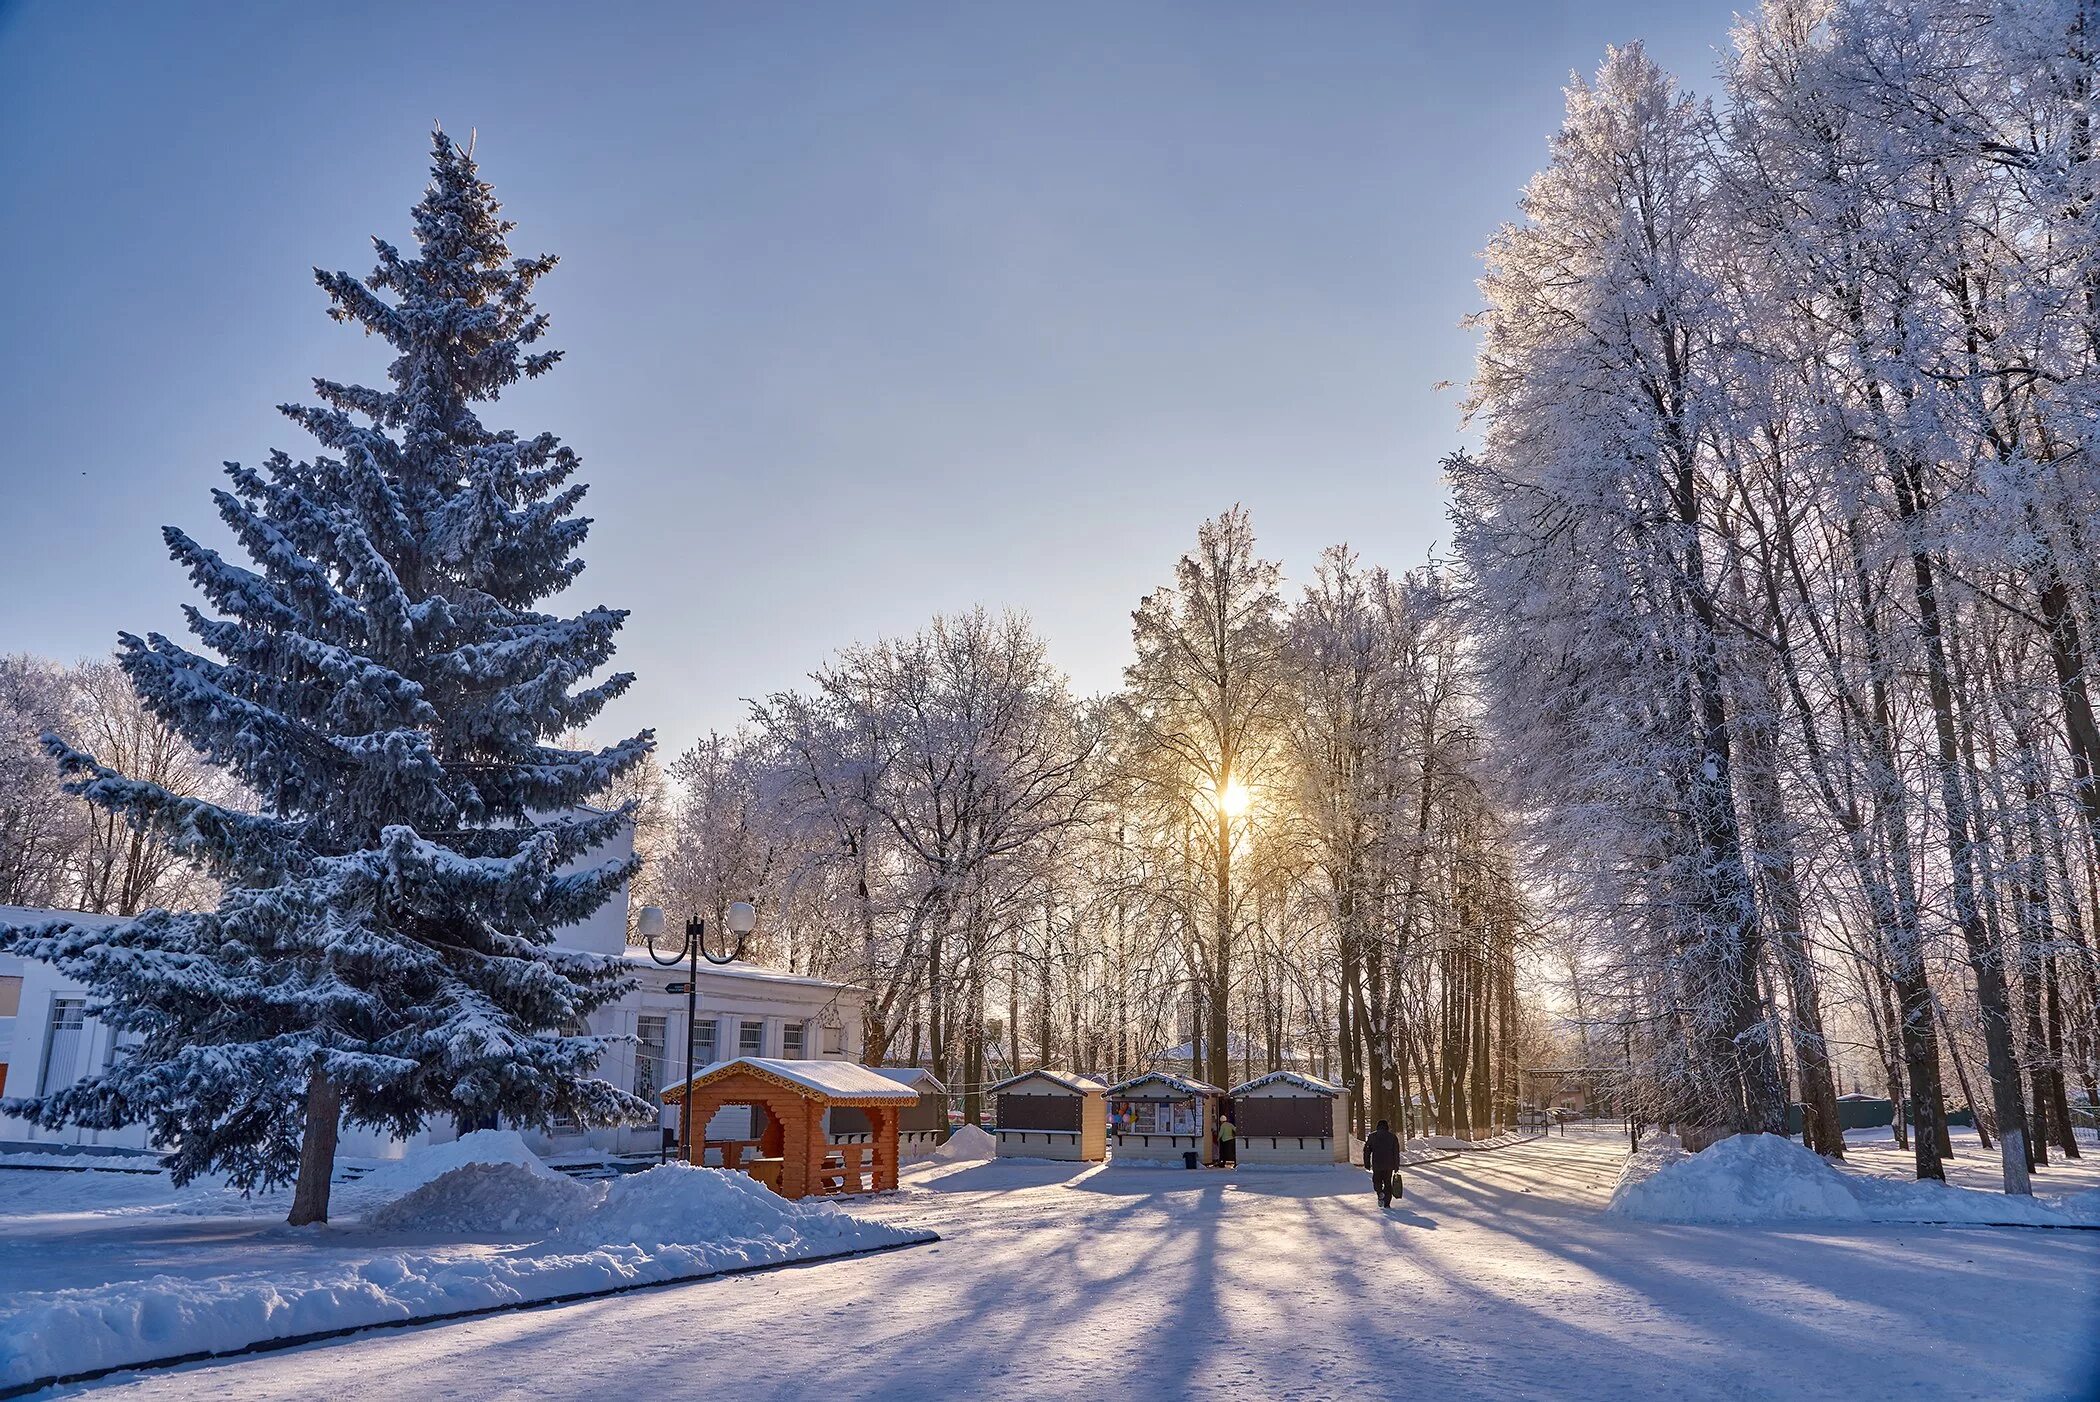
{"left": 815, "top": 1142, "right": 872, "bottom": 1193}
{"left": 696, "top": 1137, "right": 764, "bottom": 1169}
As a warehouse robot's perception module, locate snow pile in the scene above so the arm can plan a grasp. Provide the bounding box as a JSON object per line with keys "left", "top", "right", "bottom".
{"left": 1609, "top": 1133, "right": 1861, "bottom": 1223}
{"left": 367, "top": 1162, "right": 595, "bottom": 1236}
{"left": 551, "top": 1162, "right": 897, "bottom": 1258}
{"left": 0, "top": 1162, "right": 934, "bottom": 1392}
{"left": 1608, "top": 1132, "right": 2100, "bottom": 1226}
{"left": 369, "top": 1160, "right": 896, "bottom": 1248}
{"left": 341, "top": 1130, "right": 563, "bottom": 1210}
{"left": 930, "top": 1125, "right": 995, "bottom": 1162}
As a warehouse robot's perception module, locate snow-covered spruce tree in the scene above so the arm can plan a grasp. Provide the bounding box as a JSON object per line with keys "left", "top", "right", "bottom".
{"left": 0, "top": 130, "right": 654, "bottom": 1224}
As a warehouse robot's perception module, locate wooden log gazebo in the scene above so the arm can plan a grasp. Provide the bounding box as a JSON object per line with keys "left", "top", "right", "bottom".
{"left": 662, "top": 1057, "right": 922, "bottom": 1200}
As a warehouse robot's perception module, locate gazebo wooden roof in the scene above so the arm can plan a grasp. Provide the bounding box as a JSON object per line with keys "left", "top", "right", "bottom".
{"left": 662, "top": 1057, "right": 919, "bottom": 1200}
{"left": 665, "top": 1056, "right": 925, "bottom": 1107}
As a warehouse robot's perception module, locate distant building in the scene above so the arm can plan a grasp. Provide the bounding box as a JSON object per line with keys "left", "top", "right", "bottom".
{"left": 0, "top": 829, "right": 866, "bottom": 1162}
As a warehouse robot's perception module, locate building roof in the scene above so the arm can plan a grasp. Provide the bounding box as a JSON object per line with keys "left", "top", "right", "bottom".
{"left": 0, "top": 907, "right": 851, "bottom": 991}
{"left": 988, "top": 1069, "right": 1104, "bottom": 1095}
{"left": 0, "top": 906, "right": 124, "bottom": 975}
{"left": 0, "top": 905, "right": 124, "bottom": 930}
{"left": 662, "top": 1056, "right": 921, "bottom": 1105}
{"left": 619, "top": 946, "right": 862, "bottom": 993}
{"left": 1229, "top": 1070, "right": 1345, "bottom": 1097}
{"left": 873, "top": 1066, "right": 947, "bottom": 1094}
{"left": 1109, "top": 1071, "right": 1223, "bottom": 1098}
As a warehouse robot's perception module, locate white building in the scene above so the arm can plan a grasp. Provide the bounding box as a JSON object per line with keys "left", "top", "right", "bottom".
{"left": 0, "top": 830, "right": 867, "bottom": 1162}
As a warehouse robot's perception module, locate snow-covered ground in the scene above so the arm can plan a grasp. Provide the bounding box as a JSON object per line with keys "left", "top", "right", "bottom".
{"left": 0, "top": 1134, "right": 929, "bottom": 1393}
{"left": 30, "top": 1122, "right": 2098, "bottom": 1400}
{"left": 1841, "top": 1123, "right": 2100, "bottom": 1200}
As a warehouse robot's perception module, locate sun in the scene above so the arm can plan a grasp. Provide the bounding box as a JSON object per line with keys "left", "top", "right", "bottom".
{"left": 1218, "top": 777, "right": 1252, "bottom": 818}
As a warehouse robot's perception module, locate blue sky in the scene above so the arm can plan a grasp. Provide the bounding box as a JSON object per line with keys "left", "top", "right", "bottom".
{"left": 0, "top": 1, "right": 1741, "bottom": 756}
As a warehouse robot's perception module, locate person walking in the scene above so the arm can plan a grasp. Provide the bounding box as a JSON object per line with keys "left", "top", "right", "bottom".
{"left": 1362, "top": 1118, "right": 1402, "bottom": 1207}
{"left": 1218, "top": 1112, "right": 1237, "bottom": 1166}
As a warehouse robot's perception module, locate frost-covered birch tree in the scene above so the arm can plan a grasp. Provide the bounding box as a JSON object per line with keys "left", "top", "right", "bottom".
{"left": 1452, "top": 42, "right": 1785, "bottom": 1140}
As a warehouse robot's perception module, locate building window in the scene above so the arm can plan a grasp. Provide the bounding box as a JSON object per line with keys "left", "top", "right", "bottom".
{"left": 783, "top": 1021, "right": 805, "bottom": 1058}
{"left": 738, "top": 1019, "right": 765, "bottom": 1057}
{"left": 823, "top": 1018, "right": 846, "bottom": 1055}
{"left": 39, "top": 998, "right": 87, "bottom": 1096}
{"left": 693, "top": 1017, "right": 719, "bottom": 1067}
{"left": 635, "top": 1015, "right": 668, "bottom": 1098}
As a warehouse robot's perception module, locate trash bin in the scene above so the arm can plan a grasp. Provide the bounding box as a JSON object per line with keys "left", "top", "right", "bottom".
{"left": 1183, "top": 1150, "right": 1200, "bottom": 1170}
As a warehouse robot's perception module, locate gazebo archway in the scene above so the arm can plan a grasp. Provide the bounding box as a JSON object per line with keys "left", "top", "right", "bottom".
{"left": 663, "top": 1057, "right": 921, "bottom": 1200}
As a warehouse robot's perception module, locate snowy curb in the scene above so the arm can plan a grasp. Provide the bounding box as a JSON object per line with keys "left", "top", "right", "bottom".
{"left": 0, "top": 1231, "right": 938, "bottom": 1400}
{"left": 0, "top": 1161, "right": 164, "bottom": 1177}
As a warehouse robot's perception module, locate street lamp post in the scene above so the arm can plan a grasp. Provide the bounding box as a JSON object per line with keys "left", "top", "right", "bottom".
{"left": 642, "top": 900, "right": 758, "bottom": 1166}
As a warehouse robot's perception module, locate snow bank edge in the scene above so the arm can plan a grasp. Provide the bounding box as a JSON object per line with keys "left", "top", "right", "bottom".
{"left": 0, "top": 1230, "right": 938, "bottom": 1400}
{"left": 1606, "top": 1132, "right": 2100, "bottom": 1227}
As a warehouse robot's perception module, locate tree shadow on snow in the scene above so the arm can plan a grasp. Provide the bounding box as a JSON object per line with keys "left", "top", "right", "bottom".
{"left": 908, "top": 1160, "right": 1093, "bottom": 1194}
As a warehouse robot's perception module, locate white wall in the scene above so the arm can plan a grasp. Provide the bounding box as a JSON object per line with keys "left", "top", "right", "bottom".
{"left": 0, "top": 919, "right": 148, "bottom": 1152}
{"left": 549, "top": 817, "right": 635, "bottom": 959}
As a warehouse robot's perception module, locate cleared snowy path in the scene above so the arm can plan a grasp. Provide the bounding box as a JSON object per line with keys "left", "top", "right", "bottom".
{"left": 52, "top": 1128, "right": 2100, "bottom": 1401}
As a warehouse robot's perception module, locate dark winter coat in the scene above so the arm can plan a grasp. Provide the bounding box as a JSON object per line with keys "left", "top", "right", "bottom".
{"left": 1363, "top": 1127, "right": 1401, "bottom": 1172}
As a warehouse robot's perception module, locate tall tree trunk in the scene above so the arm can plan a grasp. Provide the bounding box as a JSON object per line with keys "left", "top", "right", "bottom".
{"left": 2015, "top": 764, "right": 2057, "bottom": 1167}
{"left": 1862, "top": 958, "right": 1909, "bottom": 1152}
{"left": 1396, "top": 1012, "right": 1416, "bottom": 1142}
{"left": 1833, "top": 299, "right": 1956, "bottom": 1180}
{"left": 962, "top": 962, "right": 986, "bottom": 1127}
{"left": 1008, "top": 940, "right": 1022, "bottom": 1076}
{"left": 1660, "top": 364, "right": 1783, "bottom": 1139}
{"left": 2045, "top": 957, "right": 2081, "bottom": 1158}
{"left": 927, "top": 926, "right": 948, "bottom": 1091}
{"left": 1338, "top": 950, "right": 1363, "bottom": 1135}
{"left": 1208, "top": 806, "right": 1231, "bottom": 1092}
{"left": 2036, "top": 546, "right": 2100, "bottom": 861}
{"left": 1943, "top": 1008, "right": 1991, "bottom": 1153}
{"left": 2040, "top": 787, "right": 2100, "bottom": 1114}
{"left": 1737, "top": 661, "right": 1845, "bottom": 1158}
{"left": 1892, "top": 461, "right": 2031, "bottom": 1193}
{"left": 288, "top": 1070, "right": 340, "bottom": 1227}
{"left": 1496, "top": 943, "right": 1518, "bottom": 1132}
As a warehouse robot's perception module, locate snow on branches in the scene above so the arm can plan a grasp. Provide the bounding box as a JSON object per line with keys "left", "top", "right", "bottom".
{"left": 0, "top": 130, "right": 654, "bottom": 1222}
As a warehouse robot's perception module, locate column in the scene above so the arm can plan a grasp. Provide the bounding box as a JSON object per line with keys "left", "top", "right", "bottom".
{"left": 872, "top": 1106, "right": 899, "bottom": 1191}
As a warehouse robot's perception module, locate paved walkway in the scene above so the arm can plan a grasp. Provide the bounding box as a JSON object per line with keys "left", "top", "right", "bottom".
{"left": 59, "top": 1128, "right": 2100, "bottom": 1401}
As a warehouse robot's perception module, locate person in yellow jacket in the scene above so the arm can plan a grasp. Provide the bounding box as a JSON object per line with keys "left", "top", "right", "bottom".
{"left": 1217, "top": 1112, "right": 1237, "bottom": 1166}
